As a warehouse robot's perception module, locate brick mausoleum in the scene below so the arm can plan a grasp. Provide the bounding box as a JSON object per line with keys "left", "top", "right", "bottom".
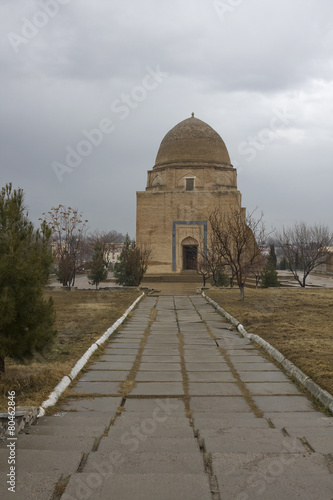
{"left": 136, "top": 114, "right": 246, "bottom": 278}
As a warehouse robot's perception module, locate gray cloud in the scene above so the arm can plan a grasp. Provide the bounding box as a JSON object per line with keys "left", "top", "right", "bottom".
{"left": 1, "top": 0, "right": 332, "bottom": 237}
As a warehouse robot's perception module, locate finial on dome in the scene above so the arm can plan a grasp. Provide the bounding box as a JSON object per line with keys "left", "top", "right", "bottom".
{"left": 191, "top": 112, "right": 195, "bottom": 118}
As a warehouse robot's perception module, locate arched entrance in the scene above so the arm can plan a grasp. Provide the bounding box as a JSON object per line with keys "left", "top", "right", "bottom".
{"left": 181, "top": 237, "right": 198, "bottom": 270}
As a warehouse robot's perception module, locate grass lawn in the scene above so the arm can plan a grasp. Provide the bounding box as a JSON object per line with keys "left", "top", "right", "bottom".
{"left": 206, "top": 288, "right": 333, "bottom": 397}
{"left": 0, "top": 289, "right": 141, "bottom": 411}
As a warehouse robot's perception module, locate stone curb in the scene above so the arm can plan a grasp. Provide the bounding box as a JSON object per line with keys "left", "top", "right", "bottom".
{"left": 203, "top": 292, "right": 333, "bottom": 415}
{"left": 38, "top": 292, "right": 145, "bottom": 417}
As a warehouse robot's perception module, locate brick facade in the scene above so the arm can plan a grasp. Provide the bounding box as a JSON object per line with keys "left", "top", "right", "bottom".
{"left": 136, "top": 115, "right": 245, "bottom": 276}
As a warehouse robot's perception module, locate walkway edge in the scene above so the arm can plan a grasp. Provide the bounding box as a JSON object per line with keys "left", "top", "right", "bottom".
{"left": 202, "top": 292, "right": 333, "bottom": 415}
{"left": 38, "top": 292, "right": 145, "bottom": 417}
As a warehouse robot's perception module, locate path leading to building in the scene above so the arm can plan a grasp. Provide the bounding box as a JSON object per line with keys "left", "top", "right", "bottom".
{"left": 1, "top": 295, "right": 333, "bottom": 499}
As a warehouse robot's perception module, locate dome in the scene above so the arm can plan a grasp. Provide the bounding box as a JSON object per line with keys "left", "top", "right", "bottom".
{"left": 154, "top": 115, "right": 231, "bottom": 168}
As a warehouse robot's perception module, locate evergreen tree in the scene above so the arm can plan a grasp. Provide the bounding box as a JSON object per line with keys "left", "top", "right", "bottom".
{"left": 88, "top": 243, "right": 108, "bottom": 289}
{"left": 114, "top": 234, "right": 150, "bottom": 286}
{"left": 213, "top": 268, "right": 229, "bottom": 287}
{"left": 278, "top": 256, "right": 288, "bottom": 270}
{"left": 0, "top": 184, "right": 56, "bottom": 373}
{"left": 261, "top": 260, "right": 280, "bottom": 288}
{"left": 268, "top": 243, "right": 277, "bottom": 269}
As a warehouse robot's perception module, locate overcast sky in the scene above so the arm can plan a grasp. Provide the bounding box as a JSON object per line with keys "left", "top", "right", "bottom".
{"left": 1, "top": 0, "right": 333, "bottom": 238}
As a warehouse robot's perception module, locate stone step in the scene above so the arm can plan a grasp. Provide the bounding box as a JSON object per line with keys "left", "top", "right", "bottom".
{"left": 0, "top": 406, "right": 39, "bottom": 438}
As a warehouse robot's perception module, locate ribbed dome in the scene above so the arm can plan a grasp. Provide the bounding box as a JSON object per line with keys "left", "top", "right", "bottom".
{"left": 154, "top": 115, "right": 231, "bottom": 168}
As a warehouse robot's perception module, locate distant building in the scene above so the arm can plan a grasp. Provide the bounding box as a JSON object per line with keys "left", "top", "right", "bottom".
{"left": 104, "top": 243, "right": 124, "bottom": 266}
{"left": 136, "top": 114, "right": 246, "bottom": 277}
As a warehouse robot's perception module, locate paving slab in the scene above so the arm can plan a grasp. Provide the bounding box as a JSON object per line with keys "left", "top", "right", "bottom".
{"left": 284, "top": 425, "right": 333, "bottom": 437}
{"left": 140, "top": 355, "right": 180, "bottom": 362}
{"left": 225, "top": 348, "right": 258, "bottom": 355}
{"left": 135, "top": 371, "right": 183, "bottom": 381}
{"left": 14, "top": 435, "right": 96, "bottom": 452}
{"left": 130, "top": 382, "right": 184, "bottom": 396}
{"left": 0, "top": 449, "right": 82, "bottom": 474}
{"left": 189, "top": 382, "right": 242, "bottom": 396}
{"left": 60, "top": 397, "right": 122, "bottom": 413}
{"left": 184, "top": 355, "right": 222, "bottom": 362}
{"left": 91, "top": 354, "right": 136, "bottom": 362}
{"left": 223, "top": 344, "right": 256, "bottom": 350}
{"left": 98, "top": 436, "right": 199, "bottom": 453}
{"left": 196, "top": 416, "right": 270, "bottom": 432}
{"left": 85, "top": 451, "right": 204, "bottom": 474}
{"left": 192, "top": 407, "right": 270, "bottom": 424}
{"left": 179, "top": 325, "right": 208, "bottom": 332}
{"left": 145, "top": 338, "right": 179, "bottom": 344}
{"left": 212, "top": 453, "right": 333, "bottom": 500}
{"left": 80, "top": 371, "right": 130, "bottom": 381}
{"left": 104, "top": 421, "right": 194, "bottom": 440}
{"left": 33, "top": 412, "right": 111, "bottom": 429}
{"left": 139, "top": 362, "right": 181, "bottom": 371}
{"left": 72, "top": 381, "right": 121, "bottom": 395}
{"left": 229, "top": 354, "right": 272, "bottom": 362}
{"left": 204, "top": 428, "right": 306, "bottom": 453}
{"left": 100, "top": 348, "right": 139, "bottom": 356}
{"left": 141, "top": 349, "right": 179, "bottom": 355}
{"left": 238, "top": 371, "right": 290, "bottom": 382}
{"left": 123, "top": 398, "right": 185, "bottom": 413}
{"left": 211, "top": 450, "right": 331, "bottom": 476}
{"left": 183, "top": 348, "right": 219, "bottom": 354}
{"left": 305, "top": 435, "right": 333, "bottom": 453}
{"left": 253, "top": 395, "right": 316, "bottom": 412}
{"left": 89, "top": 361, "right": 133, "bottom": 370}
{"left": 187, "top": 371, "right": 236, "bottom": 382}
{"left": 21, "top": 422, "right": 107, "bottom": 437}
{"left": 190, "top": 396, "right": 251, "bottom": 413}
{"left": 183, "top": 340, "right": 216, "bottom": 345}
{"left": 232, "top": 361, "right": 281, "bottom": 371}
{"left": 64, "top": 473, "right": 212, "bottom": 500}
{"left": 185, "top": 362, "right": 229, "bottom": 371}
{"left": 109, "top": 339, "right": 142, "bottom": 344}
{"left": 245, "top": 382, "right": 302, "bottom": 395}
{"left": 266, "top": 411, "right": 333, "bottom": 428}
{"left": 214, "top": 473, "right": 333, "bottom": 500}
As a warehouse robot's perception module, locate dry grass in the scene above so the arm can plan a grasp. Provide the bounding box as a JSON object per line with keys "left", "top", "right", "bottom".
{"left": 206, "top": 288, "right": 333, "bottom": 396}
{"left": 0, "top": 289, "right": 141, "bottom": 411}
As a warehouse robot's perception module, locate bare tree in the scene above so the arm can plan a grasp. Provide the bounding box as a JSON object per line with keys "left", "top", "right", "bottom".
{"left": 197, "top": 235, "right": 226, "bottom": 287}
{"left": 196, "top": 252, "right": 213, "bottom": 287}
{"left": 276, "top": 222, "right": 333, "bottom": 287}
{"left": 209, "top": 208, "right": 266, "bottom": 300}
{"left": 40, "top": 205, "right": 88, "bottom": 286}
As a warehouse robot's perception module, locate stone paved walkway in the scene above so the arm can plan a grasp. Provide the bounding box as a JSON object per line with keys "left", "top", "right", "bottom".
{"left": 1, "top": 295, "right": 333, "bottom": 499}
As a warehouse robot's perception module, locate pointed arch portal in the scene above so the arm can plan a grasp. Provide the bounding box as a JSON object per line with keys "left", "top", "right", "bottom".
{"left": 172, "top": 221, "right": 207, "bottom": 271}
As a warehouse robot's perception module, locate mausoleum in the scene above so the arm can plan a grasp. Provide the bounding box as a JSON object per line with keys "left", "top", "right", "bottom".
{"left": 136, "top": 114, "right": 245, "bottom": 277}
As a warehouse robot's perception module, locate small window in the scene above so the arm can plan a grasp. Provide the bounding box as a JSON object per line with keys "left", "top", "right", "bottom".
{"left": 185, "top": 178, "right": 194, "bottom": 191}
